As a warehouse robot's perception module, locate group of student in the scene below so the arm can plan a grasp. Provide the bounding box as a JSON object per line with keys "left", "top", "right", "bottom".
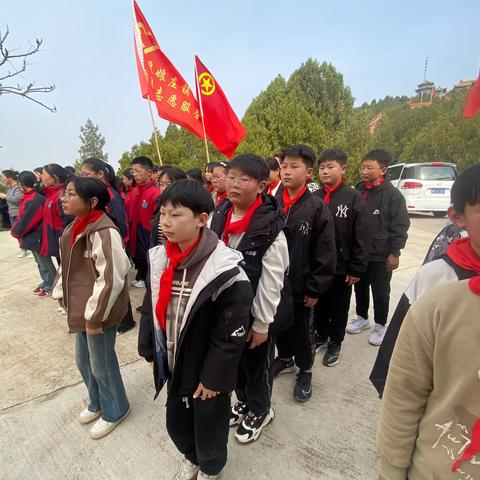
{"left": 7, "top": 146, "right": 479, "bottom": 479}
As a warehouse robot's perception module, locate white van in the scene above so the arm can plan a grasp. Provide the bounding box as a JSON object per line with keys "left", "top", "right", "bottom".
{"left": 387, "top": 162, "right": 458, "bottom": 217}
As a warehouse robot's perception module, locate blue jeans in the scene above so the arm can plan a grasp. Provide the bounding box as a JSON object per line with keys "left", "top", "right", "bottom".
{"left": 32, "top": 251, "right": 56, "bottom": 292}
{"left": 75, "top": 325, "right": 129, "bottom": 422}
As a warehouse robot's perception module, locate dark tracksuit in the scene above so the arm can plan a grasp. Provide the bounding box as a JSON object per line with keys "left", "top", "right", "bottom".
{"left": 275, "top": 188, "right": 336, "bottom": 371}
{"left": 209, "top": 194, "right": 291, "bottom": 416}
{"left": 354, "top": 180, "right": 410, "bottom": 326}
{"left": 138, "top": 230, "right": 253, "bottom": 475}
{"left": 125, "top": 181, "right": 160, "bottom": 281}
{"left": 314, "top": 183, "right": 370, "bottom": 345}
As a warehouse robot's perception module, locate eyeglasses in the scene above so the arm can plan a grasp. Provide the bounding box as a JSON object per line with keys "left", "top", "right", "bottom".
{"left": 60, "top": 191, "right": 76, "bottom": 200}
{"left": 359, "top": 166, "right": 380, "bottom": 173}
{"left": 212, "top": 174, "right": 226, "bottom": 181}
{"left": 225, "top": 175, "right": 253, "bottom": 187}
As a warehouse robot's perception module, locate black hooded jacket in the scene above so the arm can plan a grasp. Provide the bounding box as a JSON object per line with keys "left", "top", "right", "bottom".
{"left": 355, "top": 179, "right": 410, "bottom": 261}
{"left": 276, "top": 188, "right": 336, "bottom": 301}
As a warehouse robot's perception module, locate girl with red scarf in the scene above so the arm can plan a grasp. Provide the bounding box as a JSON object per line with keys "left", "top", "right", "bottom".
{"left": 38, "top": 164, "right": 73, "bottom": 297}
{"left": 53, "top": 177, "right": 131, "bottom": 440}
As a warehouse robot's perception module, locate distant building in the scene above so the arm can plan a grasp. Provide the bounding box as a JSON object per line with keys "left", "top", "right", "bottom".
{"left": 454, "top": 79, "right": 475, "bottom": 91}
{"left": 415, "top": 80, "right": 435, "bottom": 98}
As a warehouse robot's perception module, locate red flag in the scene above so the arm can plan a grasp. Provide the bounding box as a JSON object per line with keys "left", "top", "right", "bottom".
{"left": 195, "top": 56, "right": 246, "bottom": 158}
{"left": 133, "top": 1, "right": 204, "bottom": 139}
{"left": 463, "top": 75, "right": 480, "bottom": 118}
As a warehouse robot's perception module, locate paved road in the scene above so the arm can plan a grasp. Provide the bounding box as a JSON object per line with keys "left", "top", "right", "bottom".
{"left": 0, "top": 215, "right": 446, "bottom": 479}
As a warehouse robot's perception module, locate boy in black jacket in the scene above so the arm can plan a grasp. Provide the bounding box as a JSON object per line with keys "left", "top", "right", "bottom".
{"left": 272, "top": 144, "right": 336, "bottom": 402}
{"left": 347, "top": 149, "right": 410, "bottom": 346}
{"left": 138, "top": 180, "right": 252, "bottom": 480}
{"left": 209, "top": 154, "right": 290, "bottom": 444}
{"left": 314, "top": 149, "right": 370, "bottom": 366}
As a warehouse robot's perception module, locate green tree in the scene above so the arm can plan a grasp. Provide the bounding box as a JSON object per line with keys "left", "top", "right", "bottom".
{"left": 75, "top": 119, "right": 108, "bottom": 170}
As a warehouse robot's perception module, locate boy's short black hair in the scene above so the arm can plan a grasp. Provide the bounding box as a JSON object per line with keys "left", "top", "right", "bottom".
{"left": 265, "top": 156, "right": 280, "bottom": 172}
{"left": 34, "top": 167, "right": 43, "bottom": 174}
{"left": 160, "top": 167, "right": 187, "bottom": 183}
{"left": 279, "top": 144, "right": 316, "bottom": 169}
{"left": 228, "top": 154, "right": 269, "bottom": 182}
{"left": 363, "top": 149, "right": 392, "bottom": 167}
{"left": 131, "top": 156, "right": 154, "bottom": 170}
{"left": 318, "top": 148, "right": 348, "bottom": 166}
{"left": 451, "top": 164, "right": 480, "bottom": 214}
{"left": 160, "top": 179, "right": 214, "bottom": 215}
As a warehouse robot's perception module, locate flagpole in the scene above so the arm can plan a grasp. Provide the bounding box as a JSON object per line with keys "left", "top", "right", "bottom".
{"left": 194, "top": 61, "right": 211, "bottom": 164}
{"left": 146, "top": 94, "right": 163, "bottom": 166}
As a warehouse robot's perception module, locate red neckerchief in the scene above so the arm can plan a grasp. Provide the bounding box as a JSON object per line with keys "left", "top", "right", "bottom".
{"left": 223, "top": 195, "right": 263, "bottom": 245}
{"left": 215, "top": 191, "right": 228, "bottom": 207}
{"left": 267, "top": 178, "right": 281, "bottom": 195}
{"left": 282, "top": 185, "right": 307, "bottom": 214}
{"left": 71, "top": 210, "right": 103, "bottom": 247}
{"left": 446, "top": 238, "right": 480, "bottom": 295}
{"left": 362, "top": 176, "right": 385, "bottom": 199}
{"left": 155, "top": 234, "right": 201, "bottom": 331}
{"left": 323, "top": 178, "right": 344, "bottom": 204}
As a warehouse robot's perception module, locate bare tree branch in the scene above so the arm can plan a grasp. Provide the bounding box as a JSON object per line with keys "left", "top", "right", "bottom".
{"left": 0, "top": 24, "right": 55, "bottom": 112}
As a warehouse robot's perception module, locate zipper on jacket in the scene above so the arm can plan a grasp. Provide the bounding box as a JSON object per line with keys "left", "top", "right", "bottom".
{"left": 182, "top": 397, "right": 190, "bottom": 409}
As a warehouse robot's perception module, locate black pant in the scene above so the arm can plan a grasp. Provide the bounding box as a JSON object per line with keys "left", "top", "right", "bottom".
{"left": 276, "top": 302, "right": 315, "bottom": 371}
{"left": 354, "top": 260, "right": 392, "bottom": 327}
{"left": 116, "top": 301, "right": 135, "bottom": 331}
{"left": 133, "top": 257, "right": 148, "bottom": 282}
{"left": 235, "top": 335, "right": 274, "bottom": 416}
{"left": 315, "top": 275, "right": 352, "bottom": 345}
{"left": 166, "top": 393, "right": 231, "bottom": 476}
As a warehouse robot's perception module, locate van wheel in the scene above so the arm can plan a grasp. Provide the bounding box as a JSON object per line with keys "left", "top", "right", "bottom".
{"left": 433, "top": 211, "right": 446, "bottom": 218}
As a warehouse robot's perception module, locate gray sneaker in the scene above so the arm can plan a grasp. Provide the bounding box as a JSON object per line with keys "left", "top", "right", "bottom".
{"left": 172, "top": 458, "right": 199, "bottom": 480}
{"left": 346, "top": 316, "right": 371, "bottom": 334}
{"left": 368, "top": 324, "right": 386, "bottom": 346}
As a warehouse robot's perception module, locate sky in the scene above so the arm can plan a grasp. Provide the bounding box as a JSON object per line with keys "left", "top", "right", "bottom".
{"left": 1, "top": 0, "right": 479, "bottom": 171}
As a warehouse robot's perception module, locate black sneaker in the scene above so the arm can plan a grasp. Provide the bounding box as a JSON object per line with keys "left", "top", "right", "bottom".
{"left": 234, "top": 408, "right": 275, "bottom": 443}
{"left": 315, "top": 335, "right": 329, "bottom": 353}
{"left": 294, "top": 371, "right": 312, "bottom": 402}
{"left": 323, "top": 343, "right": 341, "bottom": 367}
{"left": 229, "top": 401, "right": 248, "bottom": 427}
{"left": 271, "top": 357, "right": 296, "bottom": 378}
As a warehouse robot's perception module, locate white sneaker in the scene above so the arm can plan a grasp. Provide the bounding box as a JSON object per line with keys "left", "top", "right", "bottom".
{"left": 368, "top": 324, "right": 386, "bottom": 346}
{"left": 26, "top": 251, "right": 34, "bottom": 259}
{"left": 130, "top": 279, "right": 138, "bottom": 286}
{"left": 89, "top": 407, "right": 130, "bottom": 439}
{"left": 78, "top": 407, "right": 102, "bottom": 424}
{"left": 198, "top": 472, "right": 219, "bottom": 479}
{"left": 133, "top": 280, "right": 145, "bottom": 288}
{"left": 17, "top": 250, "right": 28, "bottom": 258}
{"left": 172, "top": 458, "right": 200, "bottom": 480}
{"left": 346, "top": 316, "right": 371, "bottom": 334}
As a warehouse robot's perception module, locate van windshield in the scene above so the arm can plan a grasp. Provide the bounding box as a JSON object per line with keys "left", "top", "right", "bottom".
{"left": 401, "top": 165, "right": 457, "bottom": 181}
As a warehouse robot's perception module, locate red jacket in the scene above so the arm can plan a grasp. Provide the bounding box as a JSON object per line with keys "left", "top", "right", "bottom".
{"left": 126, "top": 181, "right": 160, "bottom": 258}
{"left": 41, "top": 184, "right": 73, "bottom": 257}
{"left": 11, "top": 190, "right": 45, "bottom": 251}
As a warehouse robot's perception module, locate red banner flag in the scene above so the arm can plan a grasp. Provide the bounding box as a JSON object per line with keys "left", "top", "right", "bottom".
{"left": 133, "top": 1, "right": 204, "bottom": 139}
{"left": 463, "top": 75, "right": 480, "bottom": 119}
{"left": 195, "top": 56, "right": 246, "bottom": 158}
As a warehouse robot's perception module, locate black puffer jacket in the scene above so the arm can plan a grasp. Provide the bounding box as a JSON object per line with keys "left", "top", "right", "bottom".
{"left": 355, "top": 179, "right": 410, "bottom": 261}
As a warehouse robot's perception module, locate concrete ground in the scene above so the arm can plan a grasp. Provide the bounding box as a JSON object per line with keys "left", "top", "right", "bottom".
{"left": 0, "top": 215, "right": 446, "bottom": 480}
